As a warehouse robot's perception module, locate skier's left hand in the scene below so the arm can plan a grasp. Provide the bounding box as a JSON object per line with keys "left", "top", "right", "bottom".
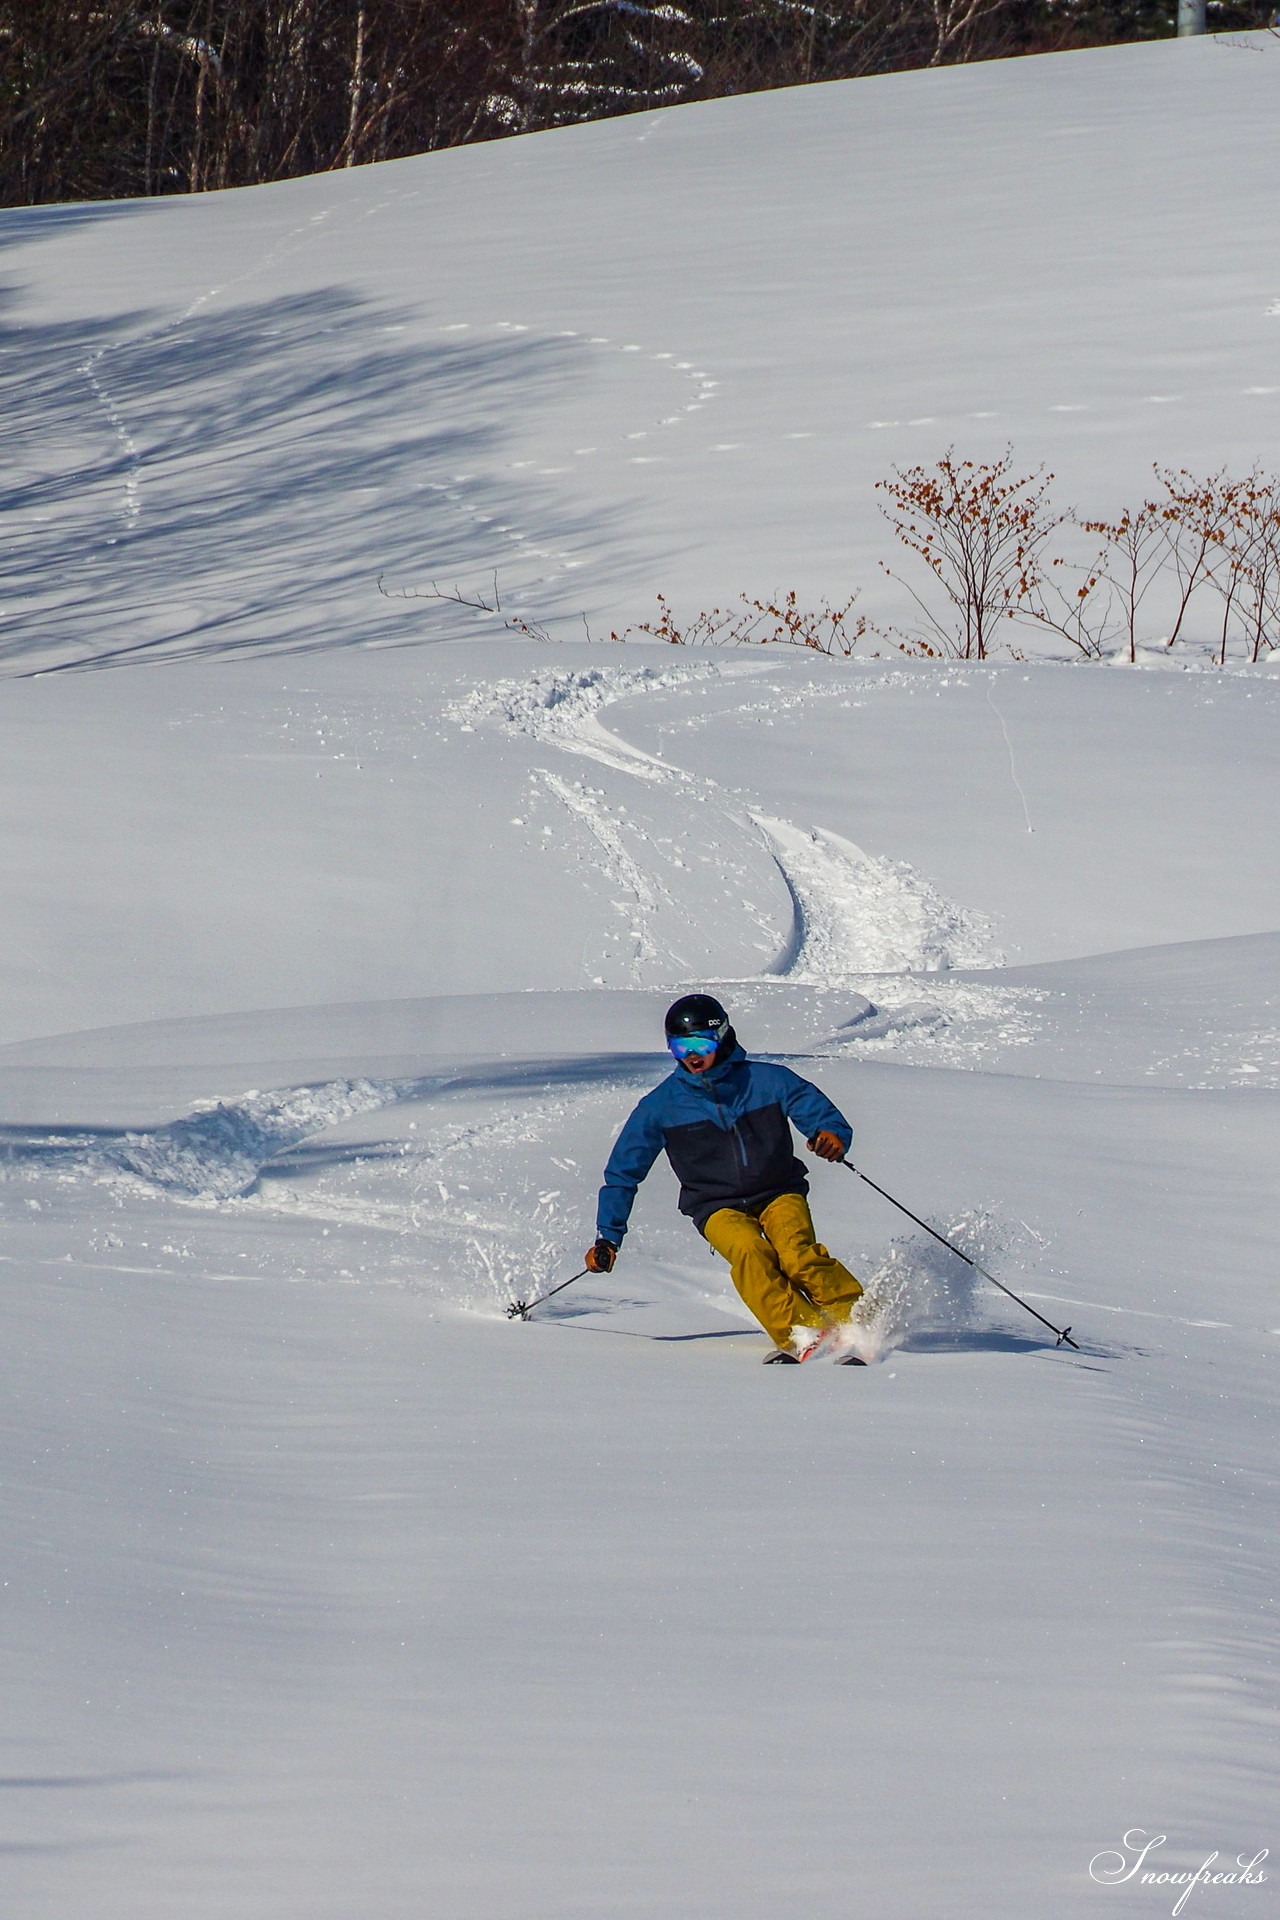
{"left": 807, "top": 1130, "right": 846, "bottom": 1162}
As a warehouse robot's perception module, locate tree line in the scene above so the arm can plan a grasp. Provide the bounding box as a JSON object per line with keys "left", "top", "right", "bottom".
{"left": 1, "top": 0, "right": 1269, "bottom": 207}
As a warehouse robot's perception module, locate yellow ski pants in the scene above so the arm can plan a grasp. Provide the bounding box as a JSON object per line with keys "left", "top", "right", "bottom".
{"left": 702, "top": 1192, "right": 862, "bottom": 1349}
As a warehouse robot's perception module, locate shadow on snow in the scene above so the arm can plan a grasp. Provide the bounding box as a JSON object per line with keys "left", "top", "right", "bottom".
{"left": 0, "top": 277, "right": 603, "bottom": 672}
{"left": 0, "top": 1052, "right": 657, "bottom": 1194}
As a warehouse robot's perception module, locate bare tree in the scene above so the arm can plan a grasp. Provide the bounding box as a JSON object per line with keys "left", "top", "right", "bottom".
{"left": 0, "top": 1, "right": 511, "bottom": 203}
{"left": 480, "top": 0, "right": 702, "bottom": 134}
{"left": 697, "top": 0, "right": 929, "bottom": 93}
{"left": 2, "top": 0, "right": 1139, "bottom": 210}
{"left": 926, "top": 0, "right": 1008, "bottom": 63}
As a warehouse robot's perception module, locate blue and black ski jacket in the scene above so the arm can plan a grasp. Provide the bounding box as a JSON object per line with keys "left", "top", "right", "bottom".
{"left": 596, "top": 1044, "right": 852, "bottom": 1244}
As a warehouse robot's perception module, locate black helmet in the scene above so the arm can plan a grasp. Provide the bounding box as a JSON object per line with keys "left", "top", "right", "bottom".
{"left": 665, "top": 993, "right": 731, "bottom": 1040}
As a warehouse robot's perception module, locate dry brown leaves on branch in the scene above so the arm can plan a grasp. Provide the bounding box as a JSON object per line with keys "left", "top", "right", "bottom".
{"left": 610, "top": 590, "right": 867, "bottom": 653}
{"left": 875, "top": 447, "right": 1065, "bottom": 660}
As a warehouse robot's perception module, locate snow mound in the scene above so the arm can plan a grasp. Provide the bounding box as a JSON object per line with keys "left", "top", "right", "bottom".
{"left": 817, "top": 981, "right": 1045, "bottom": 1068}
{"left": 451, "top": 662, "right": 716, "bottom": 736}
{"left": 834, "top": 999, "right": 947, "bottom": 1041}
{"left": 449, "top": 662, "right": 718, "bottom": 779}
{"left": 111, "top": 1078, "right": 405, "bottom": 1201}
{"left": 755, "top": 815, "right": 1003, "bottom": 978}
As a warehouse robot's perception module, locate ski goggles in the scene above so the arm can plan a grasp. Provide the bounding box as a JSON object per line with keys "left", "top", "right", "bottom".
{"left": 668, "top": 1031, "right": 720, "bottom": 1061}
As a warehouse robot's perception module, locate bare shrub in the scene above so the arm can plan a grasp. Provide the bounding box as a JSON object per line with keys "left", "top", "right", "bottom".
{"left": 1201, "top": 471, "right": 1280, "bottom": 664}
{"left": 1025, "top": 496, "right": 1167, "bottom": 662}
{"left": 876, "top": 447, "right": 1065, "bottom": 660}
{"left": 1140, "top": 464, "right": 1280, "bottom": 661}
{"left": 376, "top": 569, "right": 559, "bottom": 640}
{"left": 378, "top": 454, "right": 1280, "bottom": 672}
{"left": 610, "top": 589, "right": 867, "bottom": 654}
{"left": 1239, "top": 477, "right": 1280, "bottom": 663}
{"left": 1079, "top": 498, "right": 1169, "bottom": 663}
{"left": 879, "top": 454, "right": 1280, "bottom": 666}
{"left": 1022, "top": 468, "right": 1280, "bottom": 665}
{"left": 1154, "top": 465, "right": 1241, "bottom": 651}
{"left": 1018, "top": 549, "right": 1109, "bottom": 660}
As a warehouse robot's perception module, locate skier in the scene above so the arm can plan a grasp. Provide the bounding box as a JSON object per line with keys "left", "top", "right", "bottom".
{"left": 585, "top": 994, "right": 864, "bottom": 1362}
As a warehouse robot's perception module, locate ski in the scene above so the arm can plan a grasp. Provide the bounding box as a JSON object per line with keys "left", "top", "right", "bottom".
{"left": 763, "top": 1327, "right": 868, "bottom": 1364}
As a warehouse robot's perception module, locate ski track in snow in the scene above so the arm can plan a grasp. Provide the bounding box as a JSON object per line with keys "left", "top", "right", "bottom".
{"left": 537, "top": 769, "right": 683, "bottom": 977}
{"left": 108, "top": 1077, "right": 420, "bottom": 1201}
{"left": 143, "top": 1073, "right": 655, "bottom": 1315}
{"left": 382, "top": 303, "right": 727, "bottom": 618}
{"left": 1, "top": 1066, "right": 656, "bottom": 1313}
{"left": 0, "top": 1077, "right": 432, "bottom": 1205}
{"left": 1, "top": 1048, "right": 1020, "bottom": 1348}
{"left": 11, "top": 650, "right": 1246, "bottom": 1358}
{"left": 75, "top": 203, "right": 358, "bottom": 547}
{"left": 346, "top": 309, "right": 727, "bottom": 623}
{"left": 454, "top": 660, "right": 1005, "bottom": 994}
{"left": 753, "top": 814, "right": 1003, "bottom": 977}
{"left": 52, "top": 1072, "right": 1028, "bottom": 1352}
{"left": 4, "top": 664, "right": 1011, "bottom": 1266}
{"left": 448, "top": 660, "right": 720, "bottom": 777}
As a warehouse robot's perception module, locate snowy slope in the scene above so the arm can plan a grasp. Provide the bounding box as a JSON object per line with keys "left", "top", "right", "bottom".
{"left": 4, "top": 35, "right": 1280, "bottom": 671}
{"left": 1, "top": 645, "right": 1276, "bottom": 1044}
{"left": 1, "top": 36, "right": 1278, "bottom": 1920}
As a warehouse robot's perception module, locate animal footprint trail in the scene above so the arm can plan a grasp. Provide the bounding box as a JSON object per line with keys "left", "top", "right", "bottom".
{"left": 392, "top": 318, "right": 725, "bottom": 623}
{"left": 72, "top": 199, "right": 353, "bottom": 547}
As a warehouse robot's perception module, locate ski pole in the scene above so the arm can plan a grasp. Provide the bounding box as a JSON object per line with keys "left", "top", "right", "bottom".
{"left": 506, "top": 1268, "right": 589, "bottom": 1322}
{"left": 838, "top": 1159, "right": 1080, "bottom": 1350}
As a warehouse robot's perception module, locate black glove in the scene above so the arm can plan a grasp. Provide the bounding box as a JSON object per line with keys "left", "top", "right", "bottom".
{"left": 585, "top": 1238, "right": 617, "bottom": 1274}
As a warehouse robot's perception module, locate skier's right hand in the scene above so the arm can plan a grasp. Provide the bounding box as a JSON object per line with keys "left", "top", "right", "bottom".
{"left": 585, "top": 1238, "right": 617, "bottom": 1274}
